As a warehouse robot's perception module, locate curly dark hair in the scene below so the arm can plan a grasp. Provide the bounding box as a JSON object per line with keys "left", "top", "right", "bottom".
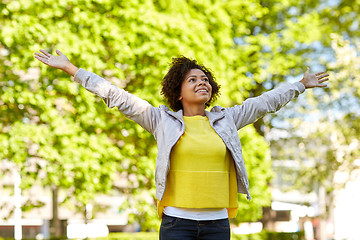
{"left": 161, "top": 56, "right": 220, "bottom": 111}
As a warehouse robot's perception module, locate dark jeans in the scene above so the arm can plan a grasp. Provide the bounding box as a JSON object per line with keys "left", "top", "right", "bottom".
{"left": 159, "top": 214, "right": 230, "bottom": 240}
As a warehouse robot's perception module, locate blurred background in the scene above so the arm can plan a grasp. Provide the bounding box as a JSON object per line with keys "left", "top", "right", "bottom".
{"left": 0, "top": 0, "right": 359, "bottom": 239}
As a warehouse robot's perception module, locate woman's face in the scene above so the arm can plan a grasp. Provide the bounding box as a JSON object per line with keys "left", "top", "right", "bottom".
{"left": 179, "top": 69, "right": 212, "bottom": 108}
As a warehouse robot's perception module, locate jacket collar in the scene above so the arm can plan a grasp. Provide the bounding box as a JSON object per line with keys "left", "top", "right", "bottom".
{"left": 160, "top": 105, "right": 225, "bottom": 123}
{"left": 160, "top": 105, "right": 184, "bottom": 121}
{"left": 168, "top": 109, "right": 184, "bottom": 120}
{"left": 206, "top": 107, "right": 225, "bottom": 124}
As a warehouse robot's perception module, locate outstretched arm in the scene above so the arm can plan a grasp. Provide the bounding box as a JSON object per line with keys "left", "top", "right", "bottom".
{"left": 34, "top": 49, "right": 160, "bottom": 135}
{"left": 230, "top": 67, "right": 330, "bottom": 129}
{"left": 34, "top": 49, "right": 79, "bottom": 76}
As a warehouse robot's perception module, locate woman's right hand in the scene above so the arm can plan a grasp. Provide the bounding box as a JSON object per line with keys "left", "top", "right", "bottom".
{"left": 34, "top": 49, "right": 79, "bottom": 76}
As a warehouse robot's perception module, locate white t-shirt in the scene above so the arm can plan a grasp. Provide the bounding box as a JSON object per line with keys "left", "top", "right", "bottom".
{"left": 164, "top": 206, "right": 228, "bottom": 220}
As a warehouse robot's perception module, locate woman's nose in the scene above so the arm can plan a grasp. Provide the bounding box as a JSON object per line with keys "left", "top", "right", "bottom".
{"left": 198, "top": 80, "right": 205, "bottom": 85}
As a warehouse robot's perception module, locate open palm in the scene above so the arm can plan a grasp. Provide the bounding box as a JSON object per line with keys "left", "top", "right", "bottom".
{"left": 34, "top": 49, "right": 70, "bottom": 70}
{"left": 300, "top": 67, "right": 329, "bottom": 89}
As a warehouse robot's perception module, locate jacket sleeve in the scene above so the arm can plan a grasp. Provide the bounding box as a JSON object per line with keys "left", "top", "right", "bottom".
{"left": 73, "top": 68, "right": 160, "bottom": 135}
{"left": 228, "top": 82, "right": 306, "bottom": 130}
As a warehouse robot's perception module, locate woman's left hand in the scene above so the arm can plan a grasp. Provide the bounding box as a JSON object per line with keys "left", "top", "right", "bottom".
{"left": 299, "top": 67, "right": 329, "bottom": 89}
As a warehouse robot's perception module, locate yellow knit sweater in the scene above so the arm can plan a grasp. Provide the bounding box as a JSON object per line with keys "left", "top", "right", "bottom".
{"left": 158, "top": 115, "right": 238, "bottom": 218}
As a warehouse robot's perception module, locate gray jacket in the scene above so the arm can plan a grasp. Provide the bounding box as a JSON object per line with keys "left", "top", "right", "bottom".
{"left": 74, "top": 69, "right": 305, "bottom": 201}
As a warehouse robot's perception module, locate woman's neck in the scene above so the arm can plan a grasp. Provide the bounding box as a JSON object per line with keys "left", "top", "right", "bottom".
{"left": 182, "top": 105, "right": 206, "bottom": 116}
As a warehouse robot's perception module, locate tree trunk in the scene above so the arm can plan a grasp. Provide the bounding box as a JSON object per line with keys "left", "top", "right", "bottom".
{"left": 50, "top": 186, "right": 62, "bottom": 238}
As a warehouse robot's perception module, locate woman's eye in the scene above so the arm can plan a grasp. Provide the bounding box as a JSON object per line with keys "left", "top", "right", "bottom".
{"left": 189, "top": 79, "right": 195, "bottom": 82}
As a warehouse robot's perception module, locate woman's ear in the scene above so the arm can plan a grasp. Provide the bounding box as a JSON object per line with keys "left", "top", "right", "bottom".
{"left": 178, "top": 96, "right": 183, "bottom": 101}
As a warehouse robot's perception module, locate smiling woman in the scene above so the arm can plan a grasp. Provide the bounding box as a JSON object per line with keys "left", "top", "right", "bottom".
{"left": 160, "top": 56, "right": 221, "bottom": 114}
{"left": 178, "top": 69, "right": 213, "bottom": 116}
{"left": 34, "top": 49, "right": 329, "bottom": 240}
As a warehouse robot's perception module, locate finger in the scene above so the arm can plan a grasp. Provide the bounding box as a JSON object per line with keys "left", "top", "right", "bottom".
{"left": 34, "top": 55, "right": 48, "bottom": 64}
{"left": 56, "top": 50, "right": 62, "bottom": 56}
{"left": 318, "top": 78, "right": 329, "bottom": 83}
{"left": 34, "top": 54, "right": 46, "bottom": 60}
{"left": 34, "top": 54, "right": 48, "bottom": 62}
{"left": 35, "top": 53, "right": 51, "bottom": 63}
{"left": 306, "top": 67, "right": 310, "bottom": 73}
{"left": 40, "top": 49, "right": 51, "bottom": 57}
{"left": 34, "top": 52, "right": 47, "bottom": 58}
{"left": 317, "top": 84, "right": 327, "bottom": 88}
{"left": 315, "top": 71, "right": 325, "bottom": 76}
{"left": 317, "top": 73, "right": 329, "bottom": 79}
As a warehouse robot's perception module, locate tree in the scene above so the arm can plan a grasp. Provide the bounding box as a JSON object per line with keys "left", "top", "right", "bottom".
{"left": 268, "top": 33, "right": 360, "bottom": 239}
{"left": 223, "top": 0, "right": 330, "bottom": 136}
{"left": 0, "top": 0, "right": 280, "bottom": 232}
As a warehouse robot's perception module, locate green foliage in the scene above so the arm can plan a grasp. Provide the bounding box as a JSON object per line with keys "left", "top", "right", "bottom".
{"left": 0, "top": 0, "right": 273, "bottom": 229}
{"left": 265, "top": 231, "right": 304, "bottom": 240}
{"left": 0, "top": 0, "right": 335, "bottom": 231}
{"left": 0, "top": 231, "right": 304, "bottom": 240}
{"left": 91, "top": 231, "right": 304, "bottom": 240}
{"left": 272, "top": 32, "right": 360, "bottom": 191}
{"left": 236, "top": 126, "right": 273, "bottom": 223}
{"left": 232, "top": 232, "right": 265, "bottom": 240}
{"left": 93, "top": 232, "right": 158, "bottom": 240}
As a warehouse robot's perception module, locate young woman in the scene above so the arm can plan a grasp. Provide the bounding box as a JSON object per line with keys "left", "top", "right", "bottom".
{"left": 34, "top": 49, "right": 329, "bottom": 240}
